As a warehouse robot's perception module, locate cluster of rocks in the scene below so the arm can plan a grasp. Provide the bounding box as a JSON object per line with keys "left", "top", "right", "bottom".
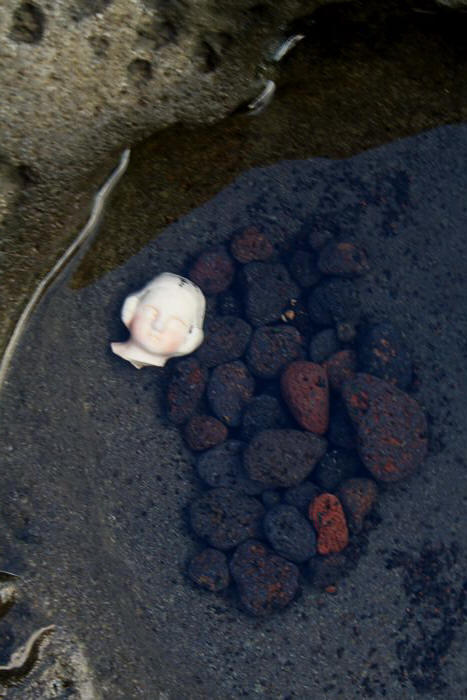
{"left": 166, "top": 224, "right": 428, "bottom": 616}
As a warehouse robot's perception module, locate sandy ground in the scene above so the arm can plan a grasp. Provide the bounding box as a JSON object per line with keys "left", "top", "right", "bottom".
{"left": 0, "top": 124, "right": 466, "bottom": 698}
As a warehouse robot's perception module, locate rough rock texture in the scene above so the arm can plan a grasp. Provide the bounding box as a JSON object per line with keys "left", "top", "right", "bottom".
{"left": 0, "top": 0, "right": 326, "bottom": 354}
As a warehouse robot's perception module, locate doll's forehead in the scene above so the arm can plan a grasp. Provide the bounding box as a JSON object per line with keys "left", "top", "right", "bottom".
{"left": 142, "top": 284, "right": 197, "bottom": 316}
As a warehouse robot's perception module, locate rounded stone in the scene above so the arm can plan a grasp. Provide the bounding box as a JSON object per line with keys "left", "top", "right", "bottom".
{"left": 184, "top": 414, "right": 228, "bottom": 451}
{"left": 167, "top": 358, "right": 207, "bottom": 424}
{"left": 240, "top": 262, "right": 300, "bottom": 326}
{"left": 230, "top": 226, "right": 274, "bottom": 263}
{"left": 283, "top": 481, "right": 321, "bottom": 515}
{"left": 309, "top": 493, "right": 349, "bottom": 555}
{"left": 196, "top": 315, "right": 252, "bottom": 368}
{"left": 313, "top": 449, "right": 361, "bottom": 492}
{"left": 263, "top": 504, "right": 317, "bottom": 563}
{"left": 280, "top": 361, "right": 329, "bottom": 435}
{"left": 243, "top": 429, "right": 327, "bottom": 488}
{"left": 356, "top": 322, "right": 413, "bottom": 389}
{"left": 207, "top": 361, "right": 255, "bottom": 427}
{"left": 338, "top": 477, "right": 378, "bottom": 533}
{"left": 189, "top": 487, "right": 265, "bottom": 550}
{"left": 246, "top": 325, "right": 303, "bottom": 379}
{"left": 196, "top": 440, "right": 263, "bottom": 495}
{"left": 318, "top": 241, "right": 369, "bottom": 277}
{"left": 324, "top": 349, "right": 357, "bottom": 392}
{"left": 308, "top": 278, "right": 361, "bottom": 326}
{"left": 188, "top": 245, "right": 235, "bottom": 295}
{"left": 230, "top": 540, "right": 299, "bottom": 616}
{"left": 240, "top": 394, "right": 288, "bottom": 441}
{"left": 309, "top": 328, "right": 339, "bottom": 363}
{"left": 342, "top": 373, "right": 428, "bottom": 482}
{"left": 188, "top": 548, "right": 230, "bottom": 592}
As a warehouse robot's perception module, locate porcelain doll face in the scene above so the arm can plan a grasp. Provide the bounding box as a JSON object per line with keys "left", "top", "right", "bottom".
{"left": 111, "top": 273, "right": 205, "bottom": 368}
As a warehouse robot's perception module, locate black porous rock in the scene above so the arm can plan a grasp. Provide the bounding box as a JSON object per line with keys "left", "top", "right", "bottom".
{"left": 207, "top": 361, "right": 255, "bottom": 427}
{"left": 327, "top": 398, "right": 358, "bottom": 450}
{"left": 230, "top": 539, "right": 299, "bottom": 616}
{"left": 240, "top": 394, "right": 288, "bottom": 441}
{"left": 357, "top": 321, "right": 413, "bottom": 389}
{"left": 188, "top": 245, "right": 235, "bottom": 295}
{"left": 283, "top": 481, "right": 321, "bottom": 515}
{"left": 309, "top": 328, "right": 339, "bottom": 363}
{"left": 196, "top": 440, "right": 264, "bottom": 495}
{"left": 218, "top": 291, "right": 243, "bottom": 316}
{"left": 166, "top": 358, "right": 207, "bottom": 425}
{"left": 263, "top": 504, "right": 317, "bottom": 563}
{"left": 286, "top": 249, "right": 321, "bottom": 288}
{"left": 189, "top": 487, "right": 265, "bottom": 550}
{"left": 246, "top": 325, "right": 303, "bottom": 379}
{"left": 261, "top": 490, "right": 282, "bottom": 509}
{"left": 313, "top": 449, "right": 361, "bottom": 492}
{"left": 244, "top": 429, "right": 327, "bottom": 488}
{"left": 188, "top": 548, "right": 230, "bottom": 592}
{"left": 196, "top": 316, "right": 252, "bottom": 368}
{"left": 308, "top": 278, "right": 361, "bottom": 326}
{"left": 240, "top": 262, "right": 300, "bottom": 326}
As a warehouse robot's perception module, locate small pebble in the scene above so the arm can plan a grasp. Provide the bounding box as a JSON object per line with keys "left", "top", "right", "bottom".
{"left": 167, "top": 358, "right": 207, "bottom": 425}
{"left": 308, "top": 278, "right": 361, "bottom": 326}
{"left": 263, "top": 504, "right": 317, "bottom": 563}
{"left": 281, "top": 361, "right": 329, "bottom": 435}
{"left": 184, "top": 415, "right": 228, "bottom": 451}
{"left": 241, "top": 262, "right": 299, "bottom": 326}
{"left": 230, "top": 226, "right": 274, "bottom": 263}
{"left": 246, "top": 325, "right": 303, "bottom": 379}
{"left": 196, "top": 440, "right": 263, "bottom": 495}
{"left": 309, "top": 493, "right": 349, "bottom": 555}
{"left": 207, "top": 361, "right": 255, "bottom": 427}
{"left": 196, "top": 315, "right": 252, "bottom": 368}
{"left": 338, "top": 477, "right": 378, "bottom": 533}
{"left": 241, "top": 394, "right": 288, "bottom": 441}
{"left": 318, "top": 241, "right": 369, "bottom": 277}
{"left": 313, "top": 449, "right": 360, "bottom": 492}
{"left": 283, "top": 481, "right": 321, "bottom": 515}
{"left": 189, "top": 245, "right": 235, "bottom": 295}
{"left": 309, "top": 328, "right": 339, "bottom": 363}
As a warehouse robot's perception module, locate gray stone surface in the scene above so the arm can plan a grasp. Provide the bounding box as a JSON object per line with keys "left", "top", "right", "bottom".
{"left": 0, "top": 125, "right": 467, "bottom": 697}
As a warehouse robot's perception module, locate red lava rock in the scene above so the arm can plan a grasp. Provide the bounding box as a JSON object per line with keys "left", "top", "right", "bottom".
{"left": 196, "top": 315, "right": 252, "bottom": 368}
{"left": 246, "top": 325, "right": 303, "bottom": 379}
{"left": 189, "top": 488, "right": 265, "bottom": 550}
{"left": 318, "top": 241, "right": 369, "bottom": 277}
{"left": 230, "top": 539, "right": 299, "bottom": 616}
{"left": 324, "top": 349, "right": 357, "bottom": 392}
{"left": 207, "top": 361, "right": 255, "bottom": 427}
{"left": 184, "top": 415, "right": 228, "bottom": 451}
{"left": 280, "top": 361, "right": 329, "bottom": 434}
{"left": 230, "top": 226, "right": 274, "bottom": 263}
{"left": 188, "top": 548, "right": 230, "bottom": 591}
{"left": 188, "top": 245, "right": 235, "bottom": 295}
{"left": 244, "top": 429, "right": 327, "bottom": 488}
{"left": 309, "top": 493, "right": 349, "bottom": 555}
{"left": 342, "top": 373, "right": 428, "bottom": 482}
{"left": 167, "top": 358, "right": 207, "bottom": 425}
{"left": 338, "top": 477, "right": 378, "bottom": 533}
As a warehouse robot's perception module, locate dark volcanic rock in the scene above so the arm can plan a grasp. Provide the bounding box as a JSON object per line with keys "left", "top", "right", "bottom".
{"left": 244, "top": 429, "right": 327, "bottom": 488}
{"left": 324, "top": 349, "right": 357, "bottom": 392}
{"left": 184, "top": 415, "right": 228, "bottom": 451}
{"left": 196, "top": 316, "right": 252, "bottom": 368}
{"left": 342, "top": 373, "right": 428, "bottom": 482}
{"left": 309, "top": 328, "right": 339, "bottom": 363}
{"left": 167, "top": 358, "right": 207, "bottom": 425}
{"left": 196, "top": 440, "right": 263, "bottom": 495}
{"left": 240, "top": 262, "right": 300, "bottom": 326}
{"left": 286, "top": 249, "right": 321, "bottom": 288}
{"left": 318, "top": 241, "right": 369, "bottom": 277}
{"left": 230, "top": 226, "right": 274, "bottom": 263}
{"left": 240, "top": 394, "right": 288, "bottom": 441}
{"left": 281, "top": 361, "right": 329, "bottom": 435}
{"left": 230, "top": 540, "right": 299, "bottom": 616}
{"left": 313, "top": 449, "right": 361, "bottom": 492}
{"left": 188, "top": 548, "right": 230, "bottom": 592}
{"left": 263, "top": 504, "right": 317, "bottom": 563}
{"left": 308, "top": 278, "right": 361, "bottom": 326}
{"left": 246, "top": 325, "right": 303, "bottom": 379}
{"left": 283, "top": 481, "right": 321, "bottom": 515}
{"left": 338, "top": 477, "right": 378, "bottom": 533}
{"left": 357, "top": 322, "right": 413, "bottom": 389}
{"left": 207, "top": 361, "right": 255, "bottom": 427}
{"left": 189, "top": 245, "right": 235, "bottom": 295}
{"left": 189, "top": 487, "right": 265, "bottom": 550}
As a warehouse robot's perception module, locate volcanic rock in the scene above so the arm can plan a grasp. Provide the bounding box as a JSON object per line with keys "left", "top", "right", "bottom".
{"left": 281, "top": 360, "right": 329, "bottom": 434}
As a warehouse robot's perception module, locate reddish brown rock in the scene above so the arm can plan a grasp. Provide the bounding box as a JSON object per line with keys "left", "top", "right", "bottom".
{"left": 230, "top": 539, "right": 299, "bottom": 616}
{"left": 167, "top": 358, "right": 207, "bottom": 424}
{"left": 184, "top": 415, "right": 228, "bottom": 451}
{"left": 324, "top": 349, "right": 357, "bottom": 392}
{"left": 281, "top": 361, "right": 329, "bottom": 435}
{"left": 338, "top": 477, "right": 378, "bottom": 533}
{"left": 230, "top": 227, "right": 274, "bottom": 263}
{"left": 318, "top": 241, "right": 369, "bottom": 277}
{"left": 342, "top": 373, "right": 428, "bottom": 482}
{"left": 188, "top": 548, "right": 230, "bottom": 591}
{"left": 309, "top": 493, "right": 349, "bottom": 555}
{"left": 188, "top": 245, "right": 235, "bottom": 295}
